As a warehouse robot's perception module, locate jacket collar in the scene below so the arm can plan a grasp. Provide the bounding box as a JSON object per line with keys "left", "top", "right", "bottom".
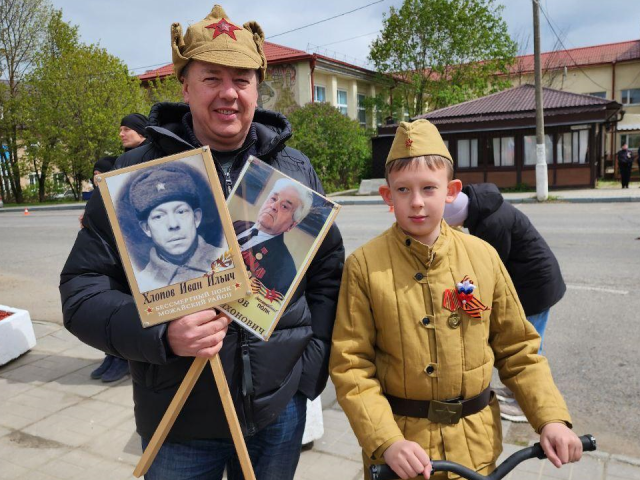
{"left": 391, "top": 221, "right": 451, "bottom": 268}
{"left": 144, "top": 102, "right": 292, "bottom": 161}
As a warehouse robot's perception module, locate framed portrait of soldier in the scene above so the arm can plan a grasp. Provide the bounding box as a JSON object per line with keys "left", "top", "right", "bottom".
{"left": 219, "top": 156, "right": 340, "bottom": 341}
{"left": 97, "top": 147, "right": 252, "bottom": 328}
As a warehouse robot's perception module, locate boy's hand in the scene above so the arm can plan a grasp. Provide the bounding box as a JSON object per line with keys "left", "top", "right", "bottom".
{"left": 540, "top": 423, "right": 583, "bottom": 468}
{"left": 383, "top": 440, "right": 432, "bottom": 479}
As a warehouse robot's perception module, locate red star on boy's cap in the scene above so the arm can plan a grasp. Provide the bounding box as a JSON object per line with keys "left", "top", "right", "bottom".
{"left": 205, "top": 18, "right": 242, "bottom": 41}
{"left": 405, "top": 137, "right": 413, "bottom": 148}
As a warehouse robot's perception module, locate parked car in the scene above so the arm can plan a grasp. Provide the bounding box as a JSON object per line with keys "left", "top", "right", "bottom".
{"left": 53, "top": 189, "right": 75, "bottom": 200}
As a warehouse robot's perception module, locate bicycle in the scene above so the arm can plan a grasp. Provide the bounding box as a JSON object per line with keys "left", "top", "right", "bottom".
{"left": 369, "top": 434, "right": 596, "bottom": 480}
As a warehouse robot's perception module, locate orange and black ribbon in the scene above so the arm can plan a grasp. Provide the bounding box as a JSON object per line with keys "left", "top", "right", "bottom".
{"left": 443, "top": 276, "right": 490, "bottom": 319}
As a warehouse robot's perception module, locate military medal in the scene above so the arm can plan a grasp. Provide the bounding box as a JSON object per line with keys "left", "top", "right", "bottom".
{"left": 443, "top": 276, "right": 489, "bottom": 319}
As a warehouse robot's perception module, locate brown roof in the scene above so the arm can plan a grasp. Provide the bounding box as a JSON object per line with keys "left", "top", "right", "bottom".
{"left": 419, "top": 84, "right": 613, "bottom": 120}
{"left": 510, "top": 39, "right": 640, "bottom": 74}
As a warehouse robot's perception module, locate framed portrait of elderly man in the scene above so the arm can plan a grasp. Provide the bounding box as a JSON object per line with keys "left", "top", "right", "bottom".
{"left": 219, "top": 156, "right": 340, "bottom": 341}
{"left": 96, "top": 147, "right": 252, "bottom": 328}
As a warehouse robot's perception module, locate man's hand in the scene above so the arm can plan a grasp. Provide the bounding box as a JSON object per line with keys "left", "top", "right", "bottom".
{"left": 540, "top": 423, "right": 583, "bottom": 468}
{"left": 383, "top": 440, "right": 432, "bottom": 479}
{"left": 167, "top": 309, "right": 232, "bottom": 358}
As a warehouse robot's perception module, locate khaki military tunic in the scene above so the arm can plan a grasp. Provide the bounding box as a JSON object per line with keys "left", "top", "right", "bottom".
{"left": 329, "top": 222, "right": 571, "bottom": 478}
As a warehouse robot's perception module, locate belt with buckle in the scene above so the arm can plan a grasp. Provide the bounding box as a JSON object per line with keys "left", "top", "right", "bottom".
{"left": 385, "top": 387, "right": 493, "bottom": 424}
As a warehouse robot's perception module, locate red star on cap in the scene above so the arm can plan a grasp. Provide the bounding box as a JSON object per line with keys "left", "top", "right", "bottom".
{"left": 405, "top": 138, "right": 413, "bottom": 148}
{"left": 205, "top": 18, "right": 242, "bottom": 41}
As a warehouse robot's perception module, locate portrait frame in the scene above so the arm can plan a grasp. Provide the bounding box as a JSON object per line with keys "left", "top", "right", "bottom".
{"left": 97, "top": 147, "right": 252, "bottom": 328}
{"left": 219, "top": 156, "right": 341, "bottom": 341}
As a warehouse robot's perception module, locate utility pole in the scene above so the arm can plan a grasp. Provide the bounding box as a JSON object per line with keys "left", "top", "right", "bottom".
{"left": 533, "top": 0, "right": 548, "bottom": 201}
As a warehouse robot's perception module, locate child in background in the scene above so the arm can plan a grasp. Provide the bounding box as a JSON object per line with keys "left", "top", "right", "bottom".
{"left": 444, "top": 183, "right": 566, "bottom": 422}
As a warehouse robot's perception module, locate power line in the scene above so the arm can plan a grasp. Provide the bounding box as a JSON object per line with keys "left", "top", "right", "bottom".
{"left": 129, "top": 61, "right": 172, "bottom": 74}
{"left": 266, "top": 0, "right": 384, "bottom": 39}
{"left": 317, "top": 31, "right": 379, "bottom": 47}
{"left": 535, "top": 0, "right": 610, "bottom": 91}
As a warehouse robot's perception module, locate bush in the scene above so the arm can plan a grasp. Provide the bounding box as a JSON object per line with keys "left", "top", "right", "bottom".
{"left": 287, "top": 102, "right": 371, "bottom": 193}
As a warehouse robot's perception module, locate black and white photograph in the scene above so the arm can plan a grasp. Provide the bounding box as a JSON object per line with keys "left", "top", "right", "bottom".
{"left": 97, "top": 148, "right": 251, "bottom": 327}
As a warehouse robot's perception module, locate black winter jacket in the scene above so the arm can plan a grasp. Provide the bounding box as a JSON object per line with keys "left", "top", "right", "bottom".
{"left": 463, "top": 183, "right": 565, "bottom": 316}
{"left": 60, "top": 103, "right": 345, "bottom": 441}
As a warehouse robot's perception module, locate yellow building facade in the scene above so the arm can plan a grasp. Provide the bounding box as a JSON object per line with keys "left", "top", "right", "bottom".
{"left": 508, "top": 40, "right": 640, "bottom": 176}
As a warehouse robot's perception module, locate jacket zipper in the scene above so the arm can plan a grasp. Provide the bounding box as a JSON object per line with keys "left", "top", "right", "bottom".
{"left": 240, "top": 329, "right": 257, "bottom": 436}
{"left": 224, "top": 169, "right": 233, "bottom": 196}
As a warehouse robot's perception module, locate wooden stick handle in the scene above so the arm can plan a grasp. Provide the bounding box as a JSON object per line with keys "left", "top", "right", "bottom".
{"left": 210, "top": 355, "right": 256, "bottom": 480}
{"left": 133, "top": 357, "right": 208, "bottom": 478}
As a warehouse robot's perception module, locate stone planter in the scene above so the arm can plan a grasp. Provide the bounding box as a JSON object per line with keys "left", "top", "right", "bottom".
{"left": 0, "top": 305, "right": 36, "bottom": 366}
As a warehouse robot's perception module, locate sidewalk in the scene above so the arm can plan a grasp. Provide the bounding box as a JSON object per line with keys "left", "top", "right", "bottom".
{"left": 331, "top": 185, "right": 640, "bottom": 206}
{"left": 1, "top": 322, "right": 639, "bottom": 480}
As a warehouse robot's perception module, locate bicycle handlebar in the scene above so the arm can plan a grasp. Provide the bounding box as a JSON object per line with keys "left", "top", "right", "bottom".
{"left": 369, "top": 434, "right": 596, "bottom": 480}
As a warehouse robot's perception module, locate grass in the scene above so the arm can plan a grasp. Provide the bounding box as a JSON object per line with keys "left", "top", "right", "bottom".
{"left": 500, "top": 183, "right": 535, "bottom": 193}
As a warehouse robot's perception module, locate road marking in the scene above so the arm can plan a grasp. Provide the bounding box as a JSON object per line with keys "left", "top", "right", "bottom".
{"left": 566, "top": 284, "right": 628, "bottom": 295}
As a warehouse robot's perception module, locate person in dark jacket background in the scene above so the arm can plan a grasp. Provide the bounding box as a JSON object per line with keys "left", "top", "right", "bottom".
{"left": 88, "top": 115, "right": 147, "bottom": 384}
{"left": 119, "top": 113, "right": 149, "bottom": 151}
{"left": 59, "top": 5, "right": 344, "bottom": 480}
{"left": 87, "top": 155, "right": 131, "bottom": 383}
{"left": 444, "top": 182, "right": 566, "bottom": 422}
{"left": 617, "top": 143, "right": 634, "bottom": 189}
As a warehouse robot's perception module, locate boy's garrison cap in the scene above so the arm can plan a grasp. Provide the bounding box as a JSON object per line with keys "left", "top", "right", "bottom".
{"left": 171, "top": 4, "right": 267, "bottom": 82}
{"left": 129, "top": 165, "right": 200, "bottom": 220}
{"left": 387, "top": 119, "right": 453, "bottom": 165}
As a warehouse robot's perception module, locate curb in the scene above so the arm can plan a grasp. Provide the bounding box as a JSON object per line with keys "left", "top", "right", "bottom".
{"left": 334, "top": 196, "right": 640, "bottom": 206}
{"left": 0, "top": 203, "right": 86, "bottom": 213}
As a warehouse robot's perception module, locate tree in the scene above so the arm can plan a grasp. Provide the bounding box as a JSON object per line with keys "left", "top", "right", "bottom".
{"left": 287, "top": 102, "right": 370, "bottom": 192}
{"left": 23, "top": 10, "right": 146, "bottom": 200}
{"left": 143, "top": 75, "right": 183, "bottom": 106}
{"left": 0, "top": 0, "right": 52, "bottom": 203}
{"left": 369, "top": 0, "right": 516, "bottom": 117}
{"left": 22, "top": 9, "right": 78, "bottom": 201}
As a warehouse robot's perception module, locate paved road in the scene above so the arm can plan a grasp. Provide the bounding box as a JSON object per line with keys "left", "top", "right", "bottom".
{"left": 1, "top": 203, "right": 639, "bottom": 457}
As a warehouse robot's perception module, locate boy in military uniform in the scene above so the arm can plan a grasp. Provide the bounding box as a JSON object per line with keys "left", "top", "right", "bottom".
{"left": 329, "top": 120, "right": 582, "bottom": 479}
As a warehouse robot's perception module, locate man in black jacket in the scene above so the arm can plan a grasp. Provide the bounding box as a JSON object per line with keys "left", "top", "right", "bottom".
{"left": 444, "top": 182, "right": 565, "bottom": 422}
{"left": 59, "top": 5, "right": 344, "bottom": 480}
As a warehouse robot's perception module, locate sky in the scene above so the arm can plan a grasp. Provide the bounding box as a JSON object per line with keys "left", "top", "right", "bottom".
{"left": 47, "top": 0, "right": 639, "bottom": 76}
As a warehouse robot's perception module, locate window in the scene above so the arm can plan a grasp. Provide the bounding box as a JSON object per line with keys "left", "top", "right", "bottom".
{"left": 524, "top": 135, "right": 553, "bottom": 165}
{"left": 336, "top": 90, "right": 348, "bottom": 115}
{"left": 556, "top": 130, "right": 589, "bottom": 164}
{"left": 621, "top": 134, "right": 640, "bottom": 150}
{"left": 456, "top": 139, "right": 478, "bottom": 168}
{"left": 587, "top": 91, "right": 606, "bottom": 99}
{"left": 491, "top": 136, "right": 515, "bottom": 167}
{"left": 29, "top": 173, "right": 38, "bottom": 186}
{"left": 314, "top": 85, "right": 326, "bottom": 103}
{"left": 621, "top": 89, "right": 640, "bottom": 105}
{"left": 357, "top": 94, "right": 366, "bottom": 125}
{"left": 53, "top": 173, "right": 66, "bottom": 188}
